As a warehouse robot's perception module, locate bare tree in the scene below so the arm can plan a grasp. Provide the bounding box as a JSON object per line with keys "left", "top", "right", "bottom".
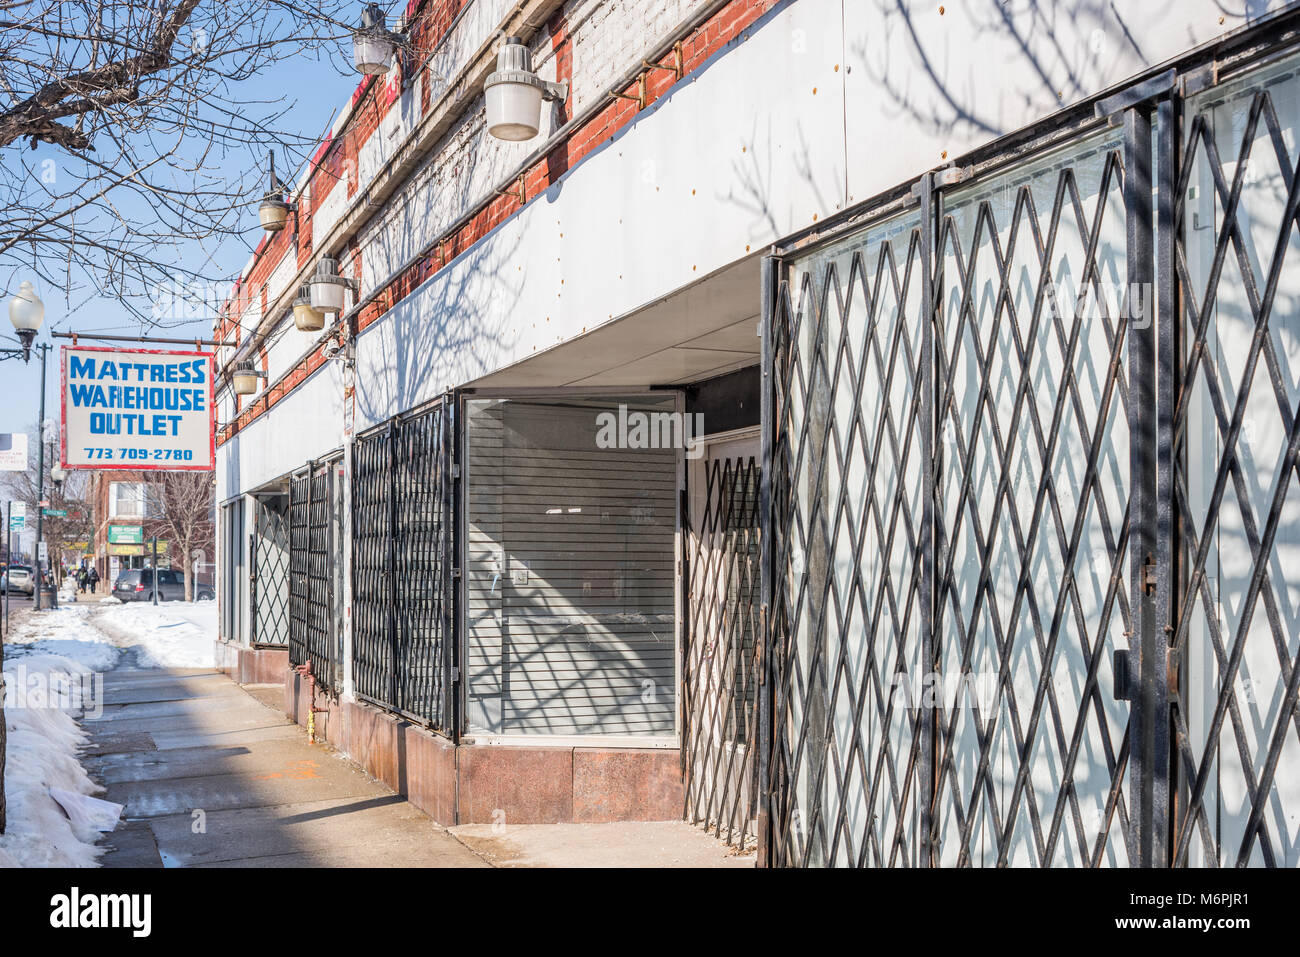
{"left": 0, "top": 423, "right": 94, "bottom": 581}
{"left": 0, "top": 0, "right": 358, "bottom": 326}
{"left": 147, "top": 469, "right": 213, "bottom": 600}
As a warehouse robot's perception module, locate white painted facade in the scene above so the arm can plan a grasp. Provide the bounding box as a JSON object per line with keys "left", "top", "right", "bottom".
{"left": 212, "top": 0, "right": 1300, "bottom": 860}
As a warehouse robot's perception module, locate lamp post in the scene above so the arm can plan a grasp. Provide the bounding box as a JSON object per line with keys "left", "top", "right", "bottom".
{"left": 3, "top": 281, "right": 50, "bottom": 609}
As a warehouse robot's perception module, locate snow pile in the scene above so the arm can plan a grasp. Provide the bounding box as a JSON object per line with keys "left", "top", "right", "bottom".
{"left": 3, "top": 604, "right": 120, "bottom": 673}
{"left": 1, "top": 612, "right": 115, "bottom": 867}
{"left": 92, "top": 602, "right": 217, "bottom": 669}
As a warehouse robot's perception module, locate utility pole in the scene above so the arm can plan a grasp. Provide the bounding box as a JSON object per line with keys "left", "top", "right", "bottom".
{"left": 152, "top": 536, "right": 159, "bottom": 605}
{"left": 3, "top": 500, "right": 9, "bottom": 636}
{"left": 33, "top": 343, "right": 48, "bottom": 611}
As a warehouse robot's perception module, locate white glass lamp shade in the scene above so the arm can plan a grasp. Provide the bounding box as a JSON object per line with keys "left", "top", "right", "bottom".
{"left": 293, "top": 283, "right": 325, "bottom": 330}
{"left": 232, "top": 369, "right": 261, "bottom": 395}
{"left": 294, "top": 300, "right": 325, "bottom": 331}
{"left": 259, "top": 195, "right": 290, "bottom": 232}
{"left": 50, "top": 465, "right": 67, "bottom": 484}
{"left": 309, "top": 277, "right": 346, "bottom": 314}
{"left": 353, "top": 31, "right": 394, "bottom": 75}
{"left": 8, "top": 280, "right": 44, "bottom": 333}
{"left": 486, "top": 81, "right": 543, "bottom": 141}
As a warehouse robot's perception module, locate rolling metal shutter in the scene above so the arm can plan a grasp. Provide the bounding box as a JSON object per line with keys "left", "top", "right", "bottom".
{"left": 466, "top": 397, "right": 678, "bottom": 737}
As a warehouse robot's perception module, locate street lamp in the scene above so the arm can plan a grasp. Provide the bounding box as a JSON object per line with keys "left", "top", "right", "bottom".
{"left": 2, "top": 280, "right": 51, "bottom": 608}
{"left": 352, "top": 3, "right": 399, "bottom": 75}
{"left": 51, "top": 464, "right": 66, "bottom": 492}
{"left": 484, "top": 37, "right": 568, "bottom": 141}
{"left": 8, "top": 280, "right": 45, "bottom": 361}
{"left": 258, "top": 152, "right": 295, "bottom": 234}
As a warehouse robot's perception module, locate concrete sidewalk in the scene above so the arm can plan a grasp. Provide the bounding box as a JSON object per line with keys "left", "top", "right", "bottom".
{"left": 81, "top": 662, "right": 754, "bottom": 867}
{"left": 83, "top": 664, "right": 486, "bottom": 867}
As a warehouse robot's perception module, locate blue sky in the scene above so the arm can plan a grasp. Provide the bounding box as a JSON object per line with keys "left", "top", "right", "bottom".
{"left": 2, "top": 35, "right": 362, "bottom": 444}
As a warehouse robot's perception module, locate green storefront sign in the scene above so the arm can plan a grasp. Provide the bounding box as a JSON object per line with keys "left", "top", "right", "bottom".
{"left": 108, "top": 525, "right": 144, "bottom": 545}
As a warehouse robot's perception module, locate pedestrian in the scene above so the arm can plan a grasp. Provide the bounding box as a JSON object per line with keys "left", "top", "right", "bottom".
{"left": 88, "top": 565, "right": 100, "bottom": 594}
{"left": 77, "top": 565, "right": 87, "bottom": 593}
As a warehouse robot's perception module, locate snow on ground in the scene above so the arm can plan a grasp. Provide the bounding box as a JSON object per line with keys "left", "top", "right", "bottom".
{"left": 1, "top": 607, "right": 118, "bottom": 867}
{"left": 92, "top": 600, "right": 217, "bottom": 668}
{"left": 0, "top": 599, "right": 218, "bottom": 866}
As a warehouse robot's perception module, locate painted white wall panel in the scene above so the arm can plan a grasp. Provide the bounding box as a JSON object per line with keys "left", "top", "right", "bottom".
{"left": 843, "top": 0, "right": 1290, "bottom": 205}
{"left": 219, "top": 361, "right": 346, "bottom": 494}
{"left": 356, "top": 0, "right": 846, "bottom": 425}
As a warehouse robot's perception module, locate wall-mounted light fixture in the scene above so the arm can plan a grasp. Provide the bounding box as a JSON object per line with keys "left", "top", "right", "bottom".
{"left": 307, "top": 257, "right": 357, "bottom": 316}
{"left": 485, "top": 37, "right": 568, "bottom": 141}
{"left": 353, "top": 2, "right": 401, "bottom": 75}
{"left": 232, "top": 359, "right": 267, "bottom": 395}
{"left": 292, "top": 284, "right": 325, "bottom": 331}
{"left": 258, "top": 151, "right": 296, "bottom": 234}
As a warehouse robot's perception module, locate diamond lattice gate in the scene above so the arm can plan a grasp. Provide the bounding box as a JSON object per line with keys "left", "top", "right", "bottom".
{"left": 1168, "top": 53, "right": 1300, "bottom": 868}
{"left": 252, "top": 494, "right": 290, "bottom": 647}
{"left": 685, "top": 440, "right": 762, "bottom": 850}
{"left": 764, "top": 41, "right": 1300, "bottom": 868}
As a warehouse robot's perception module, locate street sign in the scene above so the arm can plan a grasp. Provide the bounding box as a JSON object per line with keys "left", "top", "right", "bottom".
{"left": 107, "top": 525, "right": 143, "bottom": 544}
{"left": 43, "top": 508, "right": 67, "bottom": 517}
{"left": 60, "top": 345, "right": 215, "bottom": 471}
{"left": 10, "top": 502, "right": 26, "bottom": 530}
{"left": 0, "top": 433, "right": 28, "bottom": 471}
{"left": 37, "top": 541, "right": 47, "bottom": 561}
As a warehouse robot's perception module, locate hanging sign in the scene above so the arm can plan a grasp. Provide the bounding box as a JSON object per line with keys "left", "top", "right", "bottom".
{"left": 10, "top": 502, "right": 26, "bottom": 530}
{"left": 60, "top": 346, "right": 215, "bottom": 471}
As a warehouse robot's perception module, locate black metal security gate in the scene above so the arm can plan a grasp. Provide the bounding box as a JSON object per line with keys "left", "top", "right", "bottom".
{"left": 251, "top": 494, "right": 290, "bottom": 647}
{"left": 764, "top": 35, "right": 1300, "bottom": 868}
{"left": 289, "top": 460, "right": 341, "bottom": 693}
{"left": 685, "top": 443, "right": 762, "bottom": 850}
{"left": 351, "top": 396, "right": 457, "bottom": 734}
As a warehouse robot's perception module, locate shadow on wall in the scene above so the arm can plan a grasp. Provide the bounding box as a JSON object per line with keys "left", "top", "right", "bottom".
{"left": 852, "top": 0, "right": 1151, "bottom": 142}
{"left": 355, "top": 226, "right": 525, "bottom": 426}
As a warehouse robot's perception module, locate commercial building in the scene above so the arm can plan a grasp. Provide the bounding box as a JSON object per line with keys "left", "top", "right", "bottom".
{"left": 215, "top": 0, "right": 1300, "bottom": 865}
{"left": 89, "top": 470, "right": 214, "bottom": 588}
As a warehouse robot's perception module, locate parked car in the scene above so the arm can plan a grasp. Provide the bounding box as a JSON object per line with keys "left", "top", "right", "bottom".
{"left": 112, "top": 569, "right": 214, "bottom": 602}
{"left": 4, "top": 565, "right": 35, "bottom": 595}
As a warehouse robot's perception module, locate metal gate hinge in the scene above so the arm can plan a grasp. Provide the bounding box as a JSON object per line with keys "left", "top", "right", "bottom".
{"left": 451, "top": 666, "right": 460, "bottom": 682}
{"left": 451, "top": 464, "right": 461, "bottom": 479}
{"left": 451, "top": 567, "right": 461, "bottom": 578}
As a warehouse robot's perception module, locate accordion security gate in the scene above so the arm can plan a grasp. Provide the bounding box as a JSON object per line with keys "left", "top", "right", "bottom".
{"left": 764, "top": 40, "right": 1300, "bottom": 867}
{"left": 685, "top": 443, "right": 762, "bottom": 849}
{"left": 351, "top": 398, "right": 455, "bottom": 733}
{"left": 289, "top": 462, "right": 340, "bottom": 693}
